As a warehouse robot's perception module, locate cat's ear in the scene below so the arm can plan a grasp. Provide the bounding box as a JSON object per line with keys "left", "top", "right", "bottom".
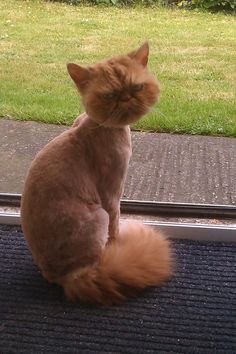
{"left": 67, "top": 63, "right": 90, "bottom": 91}
{"left": 128, "top": 41, "right": 149, "bottom": 67}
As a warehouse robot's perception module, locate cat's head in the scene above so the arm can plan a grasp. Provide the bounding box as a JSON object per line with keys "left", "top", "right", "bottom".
{"left": 67, "top": 42, "right": 160, "bottom": 127}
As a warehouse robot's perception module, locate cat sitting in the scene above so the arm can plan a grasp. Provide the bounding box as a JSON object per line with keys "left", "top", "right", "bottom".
{"left": 21, "top": 42, "right": 173, "bottom": 304}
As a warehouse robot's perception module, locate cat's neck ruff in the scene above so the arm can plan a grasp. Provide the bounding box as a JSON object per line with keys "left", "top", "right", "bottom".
{"left": 81, "top": 113, "right": 130, "bottom": 131}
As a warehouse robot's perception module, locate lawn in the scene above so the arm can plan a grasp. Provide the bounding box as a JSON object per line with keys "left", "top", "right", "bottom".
{"left": 0, "top": 0, "right": 236, "bottom": 136}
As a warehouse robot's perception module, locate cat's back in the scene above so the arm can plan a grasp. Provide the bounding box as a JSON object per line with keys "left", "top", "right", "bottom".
{"left": 21, "top": 126, "right": 88, "bottom": 213}
{"left": 22, "top": 119, "right": 131, "bottom": 202}
{"left": 24, "top": 126, "right": 84, "bottom": 183}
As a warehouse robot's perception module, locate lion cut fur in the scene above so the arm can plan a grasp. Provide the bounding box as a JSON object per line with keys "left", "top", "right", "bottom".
{"left": 21, "top": 42, "right": 174, "bottom": 304}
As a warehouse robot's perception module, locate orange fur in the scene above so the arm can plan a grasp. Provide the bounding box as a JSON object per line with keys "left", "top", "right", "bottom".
{"left": 21, "top": 42, "right": 173, "bottom": 304}
{"left": 61, "top": 221, "right": 173, "bottom": 304}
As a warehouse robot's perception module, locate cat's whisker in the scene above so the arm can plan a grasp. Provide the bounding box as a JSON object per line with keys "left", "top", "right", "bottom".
{"left": 100, "top": 114, "right": 116, "bottom": 127}
{"left": 150, "top": 107, "right": 172, "bottom": 123}
{"left": 86, "top": 113, "right": 115, "bottom": 129}
{"left": 101, "top": 106, "right": 123, "bottom": 127}
{"left": 135, "top": 99, "right": 149, "bottom": 112}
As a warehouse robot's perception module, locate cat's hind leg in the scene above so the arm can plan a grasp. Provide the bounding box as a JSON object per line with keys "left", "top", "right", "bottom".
{"left": 40, "top": 203, "right": 110, "bottom": 284}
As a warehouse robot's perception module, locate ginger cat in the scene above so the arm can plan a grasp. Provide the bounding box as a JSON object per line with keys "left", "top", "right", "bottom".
{"left": 21, "top": 42, "right": 173, "bottom": 304}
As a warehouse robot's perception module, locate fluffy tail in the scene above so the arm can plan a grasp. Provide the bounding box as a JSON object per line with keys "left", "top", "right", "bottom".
{"left": 60, "top": 221, "right": 173, "bottom": 304}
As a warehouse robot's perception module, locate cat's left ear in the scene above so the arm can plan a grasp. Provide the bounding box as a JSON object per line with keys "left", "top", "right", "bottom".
{"left": 128, "top": 41, "right": 149, "bottom": 67}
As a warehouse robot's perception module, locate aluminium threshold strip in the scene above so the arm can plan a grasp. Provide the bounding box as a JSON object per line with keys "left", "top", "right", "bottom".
{"left": 0, "top": 193, "right": 236, "bottom": 243}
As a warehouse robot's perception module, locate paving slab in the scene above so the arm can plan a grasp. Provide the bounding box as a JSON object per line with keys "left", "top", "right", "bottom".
{"left": 0, "top": 118, "right": 235, "bottom": 205}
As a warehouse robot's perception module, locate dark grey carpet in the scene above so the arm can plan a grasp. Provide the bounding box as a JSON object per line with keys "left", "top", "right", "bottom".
{"left": 0, "top": 225, "right": 236, "bottom": 354}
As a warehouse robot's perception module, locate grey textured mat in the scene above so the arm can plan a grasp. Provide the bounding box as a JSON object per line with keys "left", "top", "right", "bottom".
{"left": 1, "top": 225, "right": 236, "bottom": 354}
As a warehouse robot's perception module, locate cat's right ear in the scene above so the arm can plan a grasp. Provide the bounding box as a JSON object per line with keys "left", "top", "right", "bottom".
{"left": 67, "top": 63, "right": 90, "bottom": 92}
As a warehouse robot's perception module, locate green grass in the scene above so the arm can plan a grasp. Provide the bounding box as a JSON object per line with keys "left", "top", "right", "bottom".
{"left": 0, "top": 0, "right": 236, "bottom": 136}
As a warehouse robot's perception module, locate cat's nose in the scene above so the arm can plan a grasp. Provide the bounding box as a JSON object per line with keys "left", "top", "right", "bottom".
{"left": 120, "top": 93, "right": 131, "bottom": 102}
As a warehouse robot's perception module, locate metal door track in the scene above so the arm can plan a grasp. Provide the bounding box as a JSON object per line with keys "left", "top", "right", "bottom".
{"left": 0, "top": 193, "right": 235, "bottom": 243}
{"left": 1, "top": 193, "right": 236, "bottom": 218}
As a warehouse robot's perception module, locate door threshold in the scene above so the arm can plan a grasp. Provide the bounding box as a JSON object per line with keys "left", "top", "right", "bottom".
{"left": 1, "top": 211, "right": 235, "bottom": 243}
